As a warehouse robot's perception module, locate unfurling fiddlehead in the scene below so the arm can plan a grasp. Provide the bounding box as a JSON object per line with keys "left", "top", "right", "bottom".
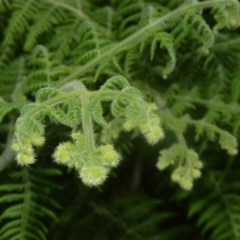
{"left": 12, "top": 75, "right": 164, "bottom": 187}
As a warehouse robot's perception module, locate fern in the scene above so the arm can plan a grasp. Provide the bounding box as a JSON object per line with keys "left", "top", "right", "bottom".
{"left": 0, "top": 99, "right": 15, "bottom": 123}
{"left": 1, "top": 0, "right": 240, "bottom": 238}
{"left": 50, "top": 193, "right": 191, "bottom": 240}
{"left": 188, "top": 168, "right": 240, "bottom": 240}
{"left": 0, "top": 167, "right": 61, "bottom": 240}
{"left": 23, "top": 45, "right": 70, "bottom": 93}
{"left": 24, "top": 5, "right": 66, "bottom": 52}
{"left": 0, "top": 57, "right": 25, "bottom": 103}
{"left": 0, "top": 0, "right": 38, "bottom": 68}
{"left": 12, "top": 75, "right": 163, "bottom": 186}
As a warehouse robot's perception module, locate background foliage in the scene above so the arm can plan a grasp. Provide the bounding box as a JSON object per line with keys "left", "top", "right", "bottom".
{"left": 1, "top": 0, "right": 240, "bottom": 239}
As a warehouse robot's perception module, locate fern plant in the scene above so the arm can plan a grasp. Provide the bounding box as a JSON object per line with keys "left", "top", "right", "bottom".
{"left": 0, "top": 166, "right": 61, "bottom": 240}
{"left": 1, "top": 0, "right": 240, "bottom": 239}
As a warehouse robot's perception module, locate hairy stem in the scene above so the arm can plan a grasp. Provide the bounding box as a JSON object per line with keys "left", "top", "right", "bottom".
{"left": 81, "top": 88, "right": 95, "bottom": 155}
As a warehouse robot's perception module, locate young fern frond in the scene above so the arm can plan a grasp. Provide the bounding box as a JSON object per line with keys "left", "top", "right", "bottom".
{"left": 212, "top": 0, "right": 240, "bottom": 30}
{"left": 12, "top": 75, "right": 164, "bottom": 186}
{"left": 151, "top": 32, "right": 176, "bottom": 79}
{"left": 157, "top": 144, "right": 203, "bottom": 191}
{"left": 184, "top": 10, "right": 215, "bottom": 51}
{"left": 138, "top": 78, "right": 238, "bottom": 190}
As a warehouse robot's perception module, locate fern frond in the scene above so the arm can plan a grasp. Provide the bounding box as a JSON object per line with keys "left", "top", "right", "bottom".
{"left": 0, "top": 0, "right": 38, "bottom": 68}
{"left": 52, "top": 192, "right": 191, "bottom": 240}
{"left": 184, "top": 10, "right": 214, "bottom": 51}
{"left": 231, "top": 62, "right": 240, "bottom": 102}
{"left": 168, "top": 87, "right": 240, "bottom": 130}
{"left": 50, "top": 98, "right": 82, "bottom": 129}
{"left": 24, "top": 5, "right": 66, "bottom": 52}
{"left": 57, "top": 0, "right": 235, "bottom": 87}
{"left": 185, "top": 118, "right": 238, "bottom": 156}
{"left": 73, "top": 21, "right": 110, "bottom": 65}
{"left": 0, "top": 167, "right": 61, "bottom": 240}
{"left": 165, "top": 86, "right": 198, "bottom": 116}
{"left": 0, "top": 99, "right": 15, "bottom": 123}
{"left": 0, "top": 57, "right": 26, "bottom": 103}
{"left": 0, "top": 0, "right": 11, "bottom": 12}
{"left": 100, "top": 75, "right": 130, "bottom": 90}
{"left": 23, "top": 45, "right": 69, "bottom": 93}
{"left": 117, "top": 0, "right": 144, "bottom": 38}
{"left": 157, "top": 143, "right": 203, "bottom": 190}
{"left": 49, "top": 19, "right": 81, "bottom": 61}
{"left": 12, "top": 75, "right": 164, "bottom": 186}
{"left": 90, "top": 99, "right": 107, "bottom": 127}
{"left": 150, "top": 32, "right": 176, "bottom": 79}
{"left": 88, "top": 6, "right": 114, "bottom": 36}
{"left": 122, "top": 48, "right": 139, "bottom": 79}
{"left": 189, "top": 170, "right": 240, "bottom": 240}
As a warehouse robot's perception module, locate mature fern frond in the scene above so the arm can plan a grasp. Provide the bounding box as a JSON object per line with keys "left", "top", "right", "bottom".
{"left": 0, "top": 167, "right": 61, "bottom": 240}
{"left": 50, "top": 193, "right": 191, "bottom": 240}
{"left": 0, "top": 0, "right": 38, "bottom": 68}
{"left": 166, "top": 83, "right": 240, "bottom": 140}
{"left": 24, "top": 4, "right": 66, "bottom": 52}
{"left": 49, "top": 18, "right": 82, "bottom": 61}
{"left": 22, "top": 45, "right": 69, "bottom": 93}
{"left": 230, "top": 51, "right": 240, "bottom": 102}
{"left": 0, "top": 0, "right": 11, "bottom": 12}
{"left": 73, "top": 21, "right": 110, "bottom": 65}
{"left": 0, "top": 99, "right": 15, "bottom": 123}
{"left": 188, "top": 170, "right": 240, "bottom": 240}
{"left": 116, "top": 0, "right": 145, "bottom": 38}
{"left": 85, "top": 5, "right": 114, "bottom": 36}
{"left": 0, "top": 57, "right": 25, "bottom": 102}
